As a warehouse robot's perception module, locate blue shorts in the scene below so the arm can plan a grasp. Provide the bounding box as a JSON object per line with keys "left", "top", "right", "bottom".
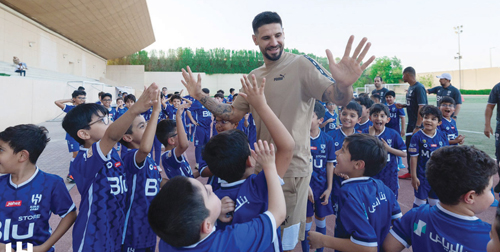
{"left": 414, "top": 176, "right": 438, "bottom": 200}
{"left": 66, "top": 136, "right": 79, "bottom": 152}
{"left": 307, "top": 194, "right": 334, "bottom": 218}
{"left": 121, "top": 245, "right": 155, "bottom": 252}
{"left": 194, "top": 126, "right": 211, "bottom": 147}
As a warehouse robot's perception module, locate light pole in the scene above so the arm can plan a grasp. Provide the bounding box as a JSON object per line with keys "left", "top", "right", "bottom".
{"left": 454, "top": 25, "right": 463, "bottom": 90}
{"left": 491, "top": 47, "right": 496, "bottom": 68}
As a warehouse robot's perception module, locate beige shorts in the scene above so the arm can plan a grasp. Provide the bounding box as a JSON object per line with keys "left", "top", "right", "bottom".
{"left": 280, "top": 173, "right": 311, "bottom": 250}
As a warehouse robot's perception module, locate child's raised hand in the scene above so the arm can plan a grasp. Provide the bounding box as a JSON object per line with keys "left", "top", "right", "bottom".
{"left": 152, "top": 91, "right": 162, "bottom": 113}
{"left": 251, "top": 140, "right": 275, "bottom": 168}
{"left": 219, "top": 196, "right": 235, "bottom": 223}
{"left": 239, "top": 74, "right": 267, "bottom": 110}
{"left": 177, "top": 102, "right": 191, "bottom": 113}
{"left": 132, "top": 82, "right": 159, "bottom": 114}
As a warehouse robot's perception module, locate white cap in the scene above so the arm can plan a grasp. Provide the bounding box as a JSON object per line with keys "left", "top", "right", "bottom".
{"left": 436, "top": 73, "right": 452, "bottom": 80}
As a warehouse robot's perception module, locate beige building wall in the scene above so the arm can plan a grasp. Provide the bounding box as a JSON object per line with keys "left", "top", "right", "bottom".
{"left": 418, "top": 67, "right": 500, "bottom": 90}
{"left": 0, "top": 5, "right": 107, "bottom": 80}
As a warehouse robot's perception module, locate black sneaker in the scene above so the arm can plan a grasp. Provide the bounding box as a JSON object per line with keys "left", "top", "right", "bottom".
{"left": 66, "top": 174, "right": 75, "bottom": 183}
{"left": 494, "top": 182, "right": 500, "bottom": 193}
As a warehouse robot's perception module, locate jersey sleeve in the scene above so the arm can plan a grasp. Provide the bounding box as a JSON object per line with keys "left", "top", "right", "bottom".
{"left": 416, "top": 86, "right": 428, "bottom": 105}
{"left": 389, "top": 209, "right": 418, "bottom": 248}
{"left": 300, "top": 56, "right": 335, "bottom": 101}
{"left": 388, "top": 188, "right": 402, "bottom": 219}
{"left": 453, "top": 89, "right": 463, "bottom": 105}
{"left": 339, "top": 193, "right": 378, "bottom": 247}
{"left": 427, "top": 87, "right": 437, "bottom": 94}
{"left": 249, "top": 172, "right": 269, "bottom": 202}
{"left": 326, "top": 136, "right": 336, "bottom": 162}
{"left": 63, "top": 104, "right": 73, "bottom": 113}
{"left": 80, "top": 141, "right": 113, "bottom": 178}
{"left": 122, "top": 149, "right": 146, "bottom": 175}
{"left": 228, "top": 211, "right": 277, "bottom": 251}
{"left": 50, "top": 176, "right": 76, "bottom": 218}
{"left": 394, "top": 133, "right": 406, "bottom": 151}
{"left": 398, "top": 108, "right": 406, "bottom": 117}
{"left": 161, "top": 148, "right": 186, "bottom": 178}
{"left": 488, "top": 85, "right": 500, "bottom": 104}
{"left": 408, "top": 133, "right": 420, "bottom": 156}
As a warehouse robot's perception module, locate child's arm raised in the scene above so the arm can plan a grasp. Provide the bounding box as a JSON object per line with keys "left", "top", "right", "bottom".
{"left": 136, "top": 92, "right": 161, "bottom": 164}
{"left": 100, "top": 83, "right": 159, "bottom": 155}
{"left": 34, "top": 211, "right": 77, "bottom": 252}
{"left": 252, "top": 140, "right": 286, "bottom": 225}
{"left": 240, "top": 74, "right": 295, "bottom": 178}
{"left": 54, "top": 98, "right": 73, "bottom": 110}
{"left": 174, "top": 103, "right": 190, "bottom": 158}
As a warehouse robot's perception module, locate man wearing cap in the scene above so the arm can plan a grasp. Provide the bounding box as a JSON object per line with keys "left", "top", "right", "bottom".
{"left": 427, "top": 73, "right": 462, "bottom": 118}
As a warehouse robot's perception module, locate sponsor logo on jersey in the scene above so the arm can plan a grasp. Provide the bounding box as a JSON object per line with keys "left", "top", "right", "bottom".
{"left": 114, "top": 161, "right": 122, "bottom": 168}
{"left": 274, "top": 74, "right": 285, "bottom": 81}
{"left": 431, "top": 144, "right": 437, "bottom": 147}
{"left": 413, "top": 220, "right": 426, "bottom": 236}
{"left": 311, "top": 146, "right": 317, "bottom": 150}
{"left": 30, "top": 194, "right": 42, "bottom": 211}
{"left": 5, "top": 200, "right": 21, "bottom": 207}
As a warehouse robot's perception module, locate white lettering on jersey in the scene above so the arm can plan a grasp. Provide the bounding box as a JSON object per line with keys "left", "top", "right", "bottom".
{"left": 313, "top": 159, "right": 324, "bottom": 169}
{"left": 421, "top": 150, "right": 430, "bottom": 158}
{"left": 202, "top": 111, "right": 212, "bottom": 117}
{"left": 6, "top": 242, "right": 33, "bottom": 252}
{"left": 145, "top": 178, "right": 158, "bottom": 197}
{"left": 0, "top": 219, "right": 34, "bottom": 241}
{"left": 18, "top": 215, "right": 41, "bottom": 222}
{"left": 234, "top": 196, "right": 250, "bottom": 212}
{"left": 108, "top": 176, "right": 127, "bottom": 195}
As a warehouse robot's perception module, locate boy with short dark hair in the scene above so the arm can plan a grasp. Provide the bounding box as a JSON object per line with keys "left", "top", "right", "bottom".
{"left": 384, "top": 91, "right": 405, "bottom": 138}
{"left": 363, "top": 103, "right": 407, "bottom": 198}
{"left": 439, "top": 96, "right": 465, "bottom": 145}
{"left": 157, "top": 103, "right": 196, "bottom": 179}
{"left": 370, "top": 94, "right": 381, "bottom": 104}
{"left": 320, "top": 102, "right": 338, "bottom": 133}
{"left": 119, "top": 92, "right": 165, "bottom": 252}
{"left": 384, "top": 145, "right": 496, "bottom": 252}
{"left": 62, "top": 83, "right": 158, "bottom": 252}
{"left": 228, "top": 88, "right": 235, "bottom": 103}
{"left": 302, "top": 101, "right": 335, "bottom": 252}
{"left": 124, "top": 94, "right": 136, "bottom": 108}
{"left": 114, "top": 97, "right": 127, "bottom": 120}
{"left": 100, "top": 92, "right": 116, "bottom": 121}
{"left": 308, "top": 134, "right": 402, "bottom": 251}
{"left": 0, "top": 124, "right": 76, "bottom": 252}
{"left": 148, "top": 138, "right": 287, "bottom": 251}
{"left": 54, "top": 89, "right": 87, "bottom": 182}
{"left": 408, "top": 105, "right": 449, "bottom": 208}
{"left": 354, "top": 96, "right": 374, "bottom": 133}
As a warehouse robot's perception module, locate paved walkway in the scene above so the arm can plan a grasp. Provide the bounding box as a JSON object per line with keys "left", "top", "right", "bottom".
{"left": 17, "top": 120, "right": 500, "bottom": 251}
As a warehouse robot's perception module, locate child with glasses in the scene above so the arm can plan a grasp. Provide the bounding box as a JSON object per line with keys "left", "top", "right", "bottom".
{"left": 100, "top": 92, "right": 116, "bottom": 122}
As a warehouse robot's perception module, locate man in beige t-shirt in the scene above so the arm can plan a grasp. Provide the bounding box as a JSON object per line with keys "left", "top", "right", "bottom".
{"left": 181, "top": 11, "right": 374, "bottom": 251}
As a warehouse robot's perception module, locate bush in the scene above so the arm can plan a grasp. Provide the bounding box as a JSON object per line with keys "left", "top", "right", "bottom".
{"left": 460, "top": 89, "right": 491, "bottom": 95}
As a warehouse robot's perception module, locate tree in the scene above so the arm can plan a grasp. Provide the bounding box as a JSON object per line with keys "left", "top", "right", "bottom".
{"left": 368, "top": 56, "right": 403, "bottom": 84}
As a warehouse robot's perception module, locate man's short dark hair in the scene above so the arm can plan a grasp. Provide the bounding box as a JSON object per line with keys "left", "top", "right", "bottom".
{"left": 72, "top": 90, "right": 86, "bottom": 98}
{"left": 419, "top": 105, "right": 442, "bottom": 123}
{"left": 101, "top": 93, "right": 112, "bottom": 100}
{"left": 375, "top": 76, "right": 383, "bottom": 82}
{"left": 344, "top": 101, "right": 363, "bottom": 117}
{"left": 314, "top": 101, "right": 326, "bottom": 119}
{"left": 77, "top": 86, "right": 85, "bottom": 91}
{"left": 203, "top": 130, "right": 250, "bottom": 183}
{"left": 0, "top": 124, "right": 50, "bottom": 164}
{"left": 369, "top": 103, "right": 390, "bottom": 117}
{"left": 62, "top": 103, "right": 108, "bottom": 145}
{"left": 427, "top": 145, "right": 497, "bottom": 205}
{"left": 355, "top": 96, "right": 374, "bottom": 110}
{"left": 170, "top": 94, "right": 181, "bottom": 102}
{"left": 202, "top": 88, "right": 210, "bottom": 94}
{"left": 344, "top": 134, "right": 387, "bottom": 177}
{"left": 124, "top": 94, "right": 136, "bottom": 103}
{"left": 148, "top": 176, "right": 209, "bottom": 247}
{"left": 385, "top": 91, "right": 396, "bottom": 98}
{"left": 156, "top": 119, "right": 177, "bottom": 147}
{"left": 229, "top": 88, "right": 235, "bottom": 93}
{"left": 98, "top": 91, "right": 104, "bottom": 99}
{"left": 439, "top": 96, "right": 456, "bottom": 106}
{"left": 403, "top": 66, "right": 416, "bottom": 76}
{"left": 162, "top": 87, "right": 168, "bottom": 91}
{"left": 252, "top": 11, "right": 282, "bottom": 34}
{"left": 214, "top": 93, "right": 224, "bottom": 99}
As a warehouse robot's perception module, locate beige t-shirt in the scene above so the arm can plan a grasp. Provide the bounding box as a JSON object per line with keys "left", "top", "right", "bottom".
{"left": 233, "top": 52, "right": 334, "bottom": 178}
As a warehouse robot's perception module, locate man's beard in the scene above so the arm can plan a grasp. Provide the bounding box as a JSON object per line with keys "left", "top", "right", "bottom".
{"left": 263, "top": 46, "right": 283, "bottom": 61}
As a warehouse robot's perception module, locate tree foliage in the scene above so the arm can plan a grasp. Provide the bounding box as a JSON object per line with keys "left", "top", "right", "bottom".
{"left": 368, "top": 56, "right": 403, "bottom": 84}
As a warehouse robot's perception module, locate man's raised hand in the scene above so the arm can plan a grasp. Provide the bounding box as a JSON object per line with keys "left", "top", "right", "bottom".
{"left": 181, "top": 66, "right": 203, "bottom": 100}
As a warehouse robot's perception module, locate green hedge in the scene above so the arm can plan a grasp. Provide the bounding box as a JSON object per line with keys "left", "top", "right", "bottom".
{"left": 460, "top": 89, "right": 491, "bottom": 95}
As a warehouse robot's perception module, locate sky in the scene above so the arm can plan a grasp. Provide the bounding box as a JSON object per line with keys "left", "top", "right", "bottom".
{"left": 144, "top": 0, "right": 500, "bottom": 73}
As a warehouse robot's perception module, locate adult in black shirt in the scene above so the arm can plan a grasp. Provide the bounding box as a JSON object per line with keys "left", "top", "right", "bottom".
{"left": 371, "top": 76, "right": 389, "bottom": 104}
{"left": 427, "top": 73, "right": 462, "bottom": 118}
{"left": 396, "top": 67, "right": 428, "bottom": 179}
{"left": 485, "top": 82, "right": 500, "bottom": 192}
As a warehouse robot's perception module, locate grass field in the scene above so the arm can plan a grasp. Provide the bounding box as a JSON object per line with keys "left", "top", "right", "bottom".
{"left": 419, "top": 95, "right": 496, "bottom": 157}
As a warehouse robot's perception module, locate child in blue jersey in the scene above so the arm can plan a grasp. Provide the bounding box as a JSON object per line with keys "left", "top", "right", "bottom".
{"left": 384, "top": 91, "right": 405, "bottom": 138}
{"left": 439, "top": 96, "right": 465, "bottom": 145}
{"left": 148, "top": 139, "right": 287, "bottom": 252}
{"left": 308, "top": 134, "right": 402, "bottom": 251}
{"left": 62, "top": 83, "right": 159, "bottom": 252}
{"left": 163, "top": 94, "right": 192, "bottom": 120}
{"left": 227, "top": 88, "right": 235, "bottom": 103}
{"left": 354, "top": 96, "right": 374, "bottom": 133}
{"left": 202, "top": 74, "right": 295, "bottom": 252}
{"left": 321, "top": 102, "right": 338, "bottom": 133}
{"left": 370, "top": 94, "right": 381, "bottom": 104}
{"left": 100, "top": 92, "right": 116, "bottom": 121}
{"left": 114, "top": 97, "right": 127, "bottom": 120}
{"left": 409, "top": 105, "right": 449, "bottom": 208}
{"left": 327, "top": 101, "right": 362, "bottom": 214}
{"left": 54, "top": 90, "right": 86, "bottom": 182}
{"left": 119, "top": 91, "right": 166, "bottom": 252}
{"left": 0, "top": 124, "right": 76, "bottom": 252}
{"left": 384, "top": 145, "right": 496, "bottom": 252}
{"left": 302, "top": 101, "right": 335, "bottom": 252}
{"left": 157, "top": 103, "right": 198, "bottom": 179}
{"left": 190, "top": 88, "right": 213, "bottom": 168}
{"left": 488, "top": 205, "right": 500, "bottom": 252}
{"left": 363, "top": 104, "right": 407, "bottom": 198}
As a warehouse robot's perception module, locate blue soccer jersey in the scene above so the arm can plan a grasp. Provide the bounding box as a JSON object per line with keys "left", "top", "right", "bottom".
{"left": 355, "top": 120, "right": 373, "bottom": 133}
{"left": 71, "top": 142, "right": 127, "bottom": 252}
{"left": 191, "top": 100, "right": 213, "bottom": 128}
{"left": 385, "top": 103, "right": 405, "bottom": 132}
{"left": 160, "top": 148, "right": 194, "bottom": 179}
{"left": 439, "top": 118, "right": 459, "bottom": 145}
{"left": 335, "top": 177, "right": 402, "bottom": 251}
{"left": 361, "top": 127, "right": 406, "bottom": 197}
{"left": 390, "top": 203, "right": 490, "bottom": 252}
{"left": 62, "top": 105, "right": 79, "bottom": 152}
{"left": 246, "top": 113, "right": 257, "bottom": 149}
{"left": 322, "top": 110, "right": 338, "bottom": 133}
{"left": 107, "top": 107, "right": 117, "bottom": 122}
{"left": 159, "top": 211, "right": 277, "bottom": 252}
{"left": 0, "top": 168, "right": 75, "bottom": 252}
{"left": 199, "top": 160, "right": 224, "bottom": 192}
{"left": 308, "top": 131, "right": 335, "bottom": 218}
{"left": 122, "top": 149, "right": 162, "bottom": 249}
{"left": 114, "top": 107, "right": 127, "bottom": 120}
